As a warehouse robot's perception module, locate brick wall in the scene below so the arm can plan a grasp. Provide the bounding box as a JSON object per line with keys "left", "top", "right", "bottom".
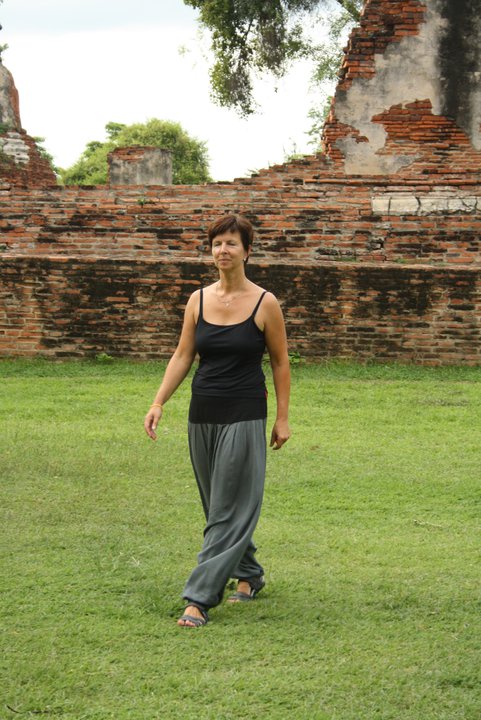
{"left": 2, "top": 170, "right": 481, "bottom": 265}
{"left": 2, "top": 0, "right": 481, "bottom": 364}
{"left": 1, "top": 255, "right": 480, "bottom": 364}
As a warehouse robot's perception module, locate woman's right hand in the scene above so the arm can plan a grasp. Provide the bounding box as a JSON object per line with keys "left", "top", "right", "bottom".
{"left": 144, "top": 406, "right": 163, "bottom": 441}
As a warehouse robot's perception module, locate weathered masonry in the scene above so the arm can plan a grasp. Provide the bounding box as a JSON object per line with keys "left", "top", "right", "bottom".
{"left": 2, "top": 0, "right": 481, "bottom": 364}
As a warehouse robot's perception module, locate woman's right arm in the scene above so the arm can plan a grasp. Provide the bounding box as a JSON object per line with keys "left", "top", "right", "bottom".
{"left": 143, "top": 291, "right": 199, "bottom": 441}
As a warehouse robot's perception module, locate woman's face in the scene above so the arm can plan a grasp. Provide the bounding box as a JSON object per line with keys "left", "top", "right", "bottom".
{"left": 211, "top": 231, "right": 249, "bottom": 269}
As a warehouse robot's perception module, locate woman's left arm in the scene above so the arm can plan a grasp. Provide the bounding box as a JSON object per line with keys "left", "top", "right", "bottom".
{"left": 263, "top": 294, "right": 291, "bottom": 450}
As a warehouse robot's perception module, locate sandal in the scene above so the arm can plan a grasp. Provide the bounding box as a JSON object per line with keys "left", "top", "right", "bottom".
{"left": 227, "top": 575, "right": 265, "bottom": 603}
{"left": 177, "top": 602, "right": 209, "bottom": 627}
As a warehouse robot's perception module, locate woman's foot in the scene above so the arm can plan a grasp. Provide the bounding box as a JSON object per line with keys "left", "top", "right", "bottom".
{"left": 227, "top": 576, "right": 265, "bottom": 603}
{"left": 228, "top": 581, "right": 252, "bottom": 601}
{"left": 177, "top": 604, "right": 208, "bottom": 627}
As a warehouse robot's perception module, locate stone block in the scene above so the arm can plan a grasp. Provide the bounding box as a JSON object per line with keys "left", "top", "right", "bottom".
{"left": 108, "top": 147, "right": 173, "bottom": 186}
{"left": 419, "top": 196, "right": 449, "bottom": 214}
{"left": 388, "top": 194, "right": 420, "bottom": 214}
{"left": 371, "top": 195, "right": 390, "bottom": 214}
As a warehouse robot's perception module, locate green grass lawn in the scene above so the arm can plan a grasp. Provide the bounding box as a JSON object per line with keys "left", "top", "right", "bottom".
{"left": 1, "top": 358, "right": 481, "bottom": 720}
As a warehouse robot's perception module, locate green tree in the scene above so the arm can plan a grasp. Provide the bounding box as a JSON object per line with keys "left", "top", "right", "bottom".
{"left": 184, "top": 0, "right": 362, "bottom": 140}
{"left": 59, "top": 119, "right": 211, "bottom": 185}
{"left": 33, "top": 136, "right": 59, "bottom": 174}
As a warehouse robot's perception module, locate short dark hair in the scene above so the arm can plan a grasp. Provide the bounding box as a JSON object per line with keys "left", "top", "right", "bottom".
{"left": 207, "top": 214, "right": 254, "bottom": 253}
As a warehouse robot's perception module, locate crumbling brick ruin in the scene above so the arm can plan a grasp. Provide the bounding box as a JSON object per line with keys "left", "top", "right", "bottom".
{"left": 0, "top": 64, "right": 57, "bottom": 187}
{"left": 1, "top": 0, "right": 481, "bottom": 364}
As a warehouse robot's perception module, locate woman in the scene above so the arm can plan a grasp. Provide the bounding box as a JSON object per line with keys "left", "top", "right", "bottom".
{"left": 144, "top": 214, "right": 291, "bottom": 627}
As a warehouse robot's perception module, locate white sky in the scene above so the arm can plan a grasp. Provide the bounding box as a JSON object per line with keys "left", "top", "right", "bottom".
{"left": 0, "top": 0, "right": 334, "bottom": 181}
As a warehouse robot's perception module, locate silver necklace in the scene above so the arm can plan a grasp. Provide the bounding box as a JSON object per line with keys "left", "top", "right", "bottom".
{"left": 215, "top": 282, "right": 243, "bottom": 307}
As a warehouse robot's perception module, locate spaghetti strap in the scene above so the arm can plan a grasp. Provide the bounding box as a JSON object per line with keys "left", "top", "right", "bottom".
{"left": 251, "top": 291, "right": 267, "bottom": 319}
{"left": 199, "top": 288, "right": 204, "bottom": 320}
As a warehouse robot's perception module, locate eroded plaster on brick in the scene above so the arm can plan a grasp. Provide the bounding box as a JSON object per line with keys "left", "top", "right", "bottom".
{"left": 0, "top": 64, "right": 22, "bottom": 130}
{"left": 0, "top": 131, "right": 30, "bottom": 164}
{"left": 335, "top": 3, "right": 446, "bottom": 174}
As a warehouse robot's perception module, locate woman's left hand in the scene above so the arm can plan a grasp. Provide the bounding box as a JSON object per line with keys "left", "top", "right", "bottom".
{"left": 270, "top": 420, "right": 291, "bottom": 450}
{"left": 144, "top": 406, "right": 163, "bottom": 441}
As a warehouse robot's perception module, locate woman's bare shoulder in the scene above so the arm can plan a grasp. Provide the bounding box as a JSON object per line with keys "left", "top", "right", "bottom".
{"left": 256, "top": 290, "right": 283, "bottom": 327}
{"left": 261, "top": 290, "right": 281, "bottom": 307}
{"left": 185, "top": 288, "right": 201, "bottom": 305}
{"left": 183, "top": 288, "right": 203, "bottom": 318}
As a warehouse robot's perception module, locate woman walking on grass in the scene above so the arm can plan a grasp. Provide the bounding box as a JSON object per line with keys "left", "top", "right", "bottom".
{"left": 144, "top": 214, "right": 291, "bottom": 627}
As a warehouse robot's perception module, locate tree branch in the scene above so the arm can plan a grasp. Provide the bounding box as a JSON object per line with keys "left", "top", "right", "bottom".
{"left": 333, "top": 0, "right": 361, "bottom": 22}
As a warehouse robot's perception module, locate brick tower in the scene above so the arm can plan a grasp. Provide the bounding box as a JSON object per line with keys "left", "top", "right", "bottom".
{"left": 0, "top": 61, "right": 57, "bottom": 187}
{"left": 323, "top": 0, "right": 481, "bottom": 178}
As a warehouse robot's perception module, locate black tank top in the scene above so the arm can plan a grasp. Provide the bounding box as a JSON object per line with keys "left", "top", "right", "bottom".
{"left": 189, "top": 289, "right": 268, "bottom": 424}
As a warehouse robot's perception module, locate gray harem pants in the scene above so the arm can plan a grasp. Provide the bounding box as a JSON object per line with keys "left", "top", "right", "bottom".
{"left": 182, "top": 418, "right": 267, "bottom": 609}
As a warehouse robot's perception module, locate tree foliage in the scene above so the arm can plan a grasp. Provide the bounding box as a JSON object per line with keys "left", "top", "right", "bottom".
{"left": 183, "top": 0, "right": 362, "bottom": 118}
{"left": 33, "top": 137, "right": 59, "bottom": 173}
{"left": 59, "top": 119, "right": 211, "bottom": 185}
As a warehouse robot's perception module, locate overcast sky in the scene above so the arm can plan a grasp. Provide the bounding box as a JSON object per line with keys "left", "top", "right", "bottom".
{"left": 1, "top": 0, "right": 333, "bottom": 181}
